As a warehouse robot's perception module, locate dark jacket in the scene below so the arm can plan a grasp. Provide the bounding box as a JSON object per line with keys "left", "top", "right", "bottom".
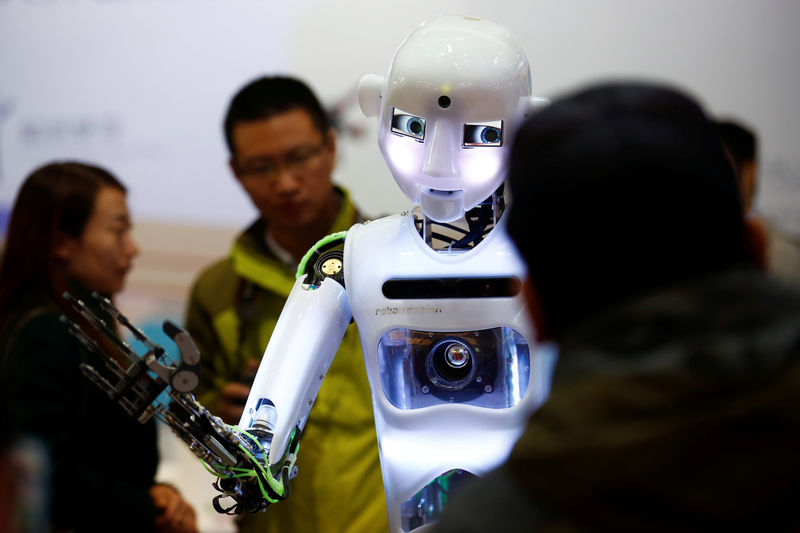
{"left": 1, "top": 289, "right": 159, "bottom": 533}
{"left": 433, "top": 269, "right": 800, "bottom": 532}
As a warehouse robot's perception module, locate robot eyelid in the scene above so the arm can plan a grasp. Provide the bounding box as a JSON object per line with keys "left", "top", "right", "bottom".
{"left": 391, "top": 107, "right": 426, "bottom": 141}
{"left": 463, "top": 120, "right": 503, "bottom": 147}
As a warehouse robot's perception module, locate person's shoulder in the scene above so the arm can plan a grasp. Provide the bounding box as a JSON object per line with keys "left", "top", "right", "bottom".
{"left": 431, "top": 465, "right": 540, "bottom": 533}
{"left": 192, "top": 223, "right": 258, "bottom": 283}
{"left": 190, "top": 256, "right": 239, "bottom": 300}
{"left": 9, "top": 305, "right": 64, "bottom": 340}
{"left": 194, "top": 255, "right": 234, "bottom": 283}
{"left": 3, "top": 305, "right": 80, "bottom": 373}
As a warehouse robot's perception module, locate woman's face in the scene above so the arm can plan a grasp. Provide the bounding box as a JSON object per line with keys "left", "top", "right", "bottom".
{"left": 59, "top": 186, "right": 139, "bottom": 295}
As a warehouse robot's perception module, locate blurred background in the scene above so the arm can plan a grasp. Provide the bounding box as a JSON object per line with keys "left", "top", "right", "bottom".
{"left": 1, "top": 1, "right": 798, "bottom": 531}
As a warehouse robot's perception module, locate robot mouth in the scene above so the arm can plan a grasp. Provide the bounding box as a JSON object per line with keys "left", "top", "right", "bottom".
{"left": 421, "top": 187, "right": 464, "bottom": 200}
{"left": 419, "top": 188, "right": 465, "bottom": 222}
{"left": 419, "top": 188, "right": 465, "bottom": 223}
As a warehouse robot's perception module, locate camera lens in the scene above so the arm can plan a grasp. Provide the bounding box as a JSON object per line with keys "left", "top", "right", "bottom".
{"left": 445, "top": 344, "right": 469, "bottom": 368}
{"left": 427, "top": 340, "right": 474, "bottom": 390}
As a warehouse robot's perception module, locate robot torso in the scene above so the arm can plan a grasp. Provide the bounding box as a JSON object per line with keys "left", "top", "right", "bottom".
{"left": 344, "top": 212, "right": 549, "bottom": 532}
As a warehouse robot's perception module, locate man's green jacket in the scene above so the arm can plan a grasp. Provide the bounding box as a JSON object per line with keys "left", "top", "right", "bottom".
{"left": 185, "top": 189, "right": 388, "bottom": 533}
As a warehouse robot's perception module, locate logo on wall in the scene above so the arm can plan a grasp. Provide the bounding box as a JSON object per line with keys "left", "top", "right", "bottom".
{"left": 19, "top": 115, "right": 122, "bottom": 147}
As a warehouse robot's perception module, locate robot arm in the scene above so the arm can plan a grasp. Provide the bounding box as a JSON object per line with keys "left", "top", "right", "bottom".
{"left": 60, "top": 233, "right": 353, "bottom": 515}
{"left": 239, "top": 273, "right": 352, "bottom": 466}
{"left": 240, "top": 233, "right": 352, "bottom": 467}
{"left": 61, "top": 292, "right": 288, "bottom": 513}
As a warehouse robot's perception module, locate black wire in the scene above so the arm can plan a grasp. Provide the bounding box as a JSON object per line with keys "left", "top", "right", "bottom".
{"left": 413, "top": 187, "right": 506, "bottom": 249}
{"left": 434, "top": 221, "right": 470, "bottom": 234}
{"left": 429, "top": 231, "right": 461, "bottom": 243}
{"left": 450, "top": 203, "right": 492, "bottom": 248}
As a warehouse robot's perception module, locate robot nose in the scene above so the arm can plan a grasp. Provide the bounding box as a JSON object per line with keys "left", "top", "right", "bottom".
{"left": 422, "top": 122, "right": 459, "bottom": 178}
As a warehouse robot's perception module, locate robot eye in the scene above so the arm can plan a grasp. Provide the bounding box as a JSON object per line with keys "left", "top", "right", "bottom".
{"left": 391, "top": 108, "right": 426, "bottom": 141}
{"left": 463, "top": 121, "right": 503, "bottom": 147}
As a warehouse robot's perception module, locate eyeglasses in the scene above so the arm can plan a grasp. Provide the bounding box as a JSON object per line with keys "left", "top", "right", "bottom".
{"left": 235, "top": 141, "right": 328, "bottom": 182}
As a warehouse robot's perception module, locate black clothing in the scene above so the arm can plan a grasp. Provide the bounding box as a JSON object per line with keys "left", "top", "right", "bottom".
{"left": 1, "top": 291, "right": 158, "bottom": 533}
{"left": 433, "top": 269, "right": 800, "bottom": 532}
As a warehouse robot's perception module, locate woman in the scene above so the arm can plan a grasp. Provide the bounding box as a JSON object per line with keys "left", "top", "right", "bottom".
{"left": 0, "top": 162, "right": 197, "bottom": 533}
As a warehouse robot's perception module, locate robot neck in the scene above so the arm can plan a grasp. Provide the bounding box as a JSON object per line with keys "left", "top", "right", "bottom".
{"left": 414, "top": 185, "right": 507, "bottom": 251}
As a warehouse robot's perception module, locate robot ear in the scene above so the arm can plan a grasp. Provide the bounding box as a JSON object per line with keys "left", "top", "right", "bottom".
{"left": 518, "top": 95, "right": 550, "bottom": 120}
{"left": 358, "top": 74, "right": 384, "bottom": 118}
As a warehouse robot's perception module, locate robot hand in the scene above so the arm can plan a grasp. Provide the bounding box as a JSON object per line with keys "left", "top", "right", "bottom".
{"left": 60, "top": 292, "right": 298, "bottom": 514}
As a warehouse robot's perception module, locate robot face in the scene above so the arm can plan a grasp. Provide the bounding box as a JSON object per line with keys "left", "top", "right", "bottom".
{"left": 360, "top": 16, "right": 535, "bottom": 222}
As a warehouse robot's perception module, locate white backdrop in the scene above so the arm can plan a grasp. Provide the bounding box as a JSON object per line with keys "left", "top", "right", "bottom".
{"left": 2, "top": 3, "right": 799, "bottom": 531}
{"left": 1, "top": 0, "right": 799, "bottom": 231}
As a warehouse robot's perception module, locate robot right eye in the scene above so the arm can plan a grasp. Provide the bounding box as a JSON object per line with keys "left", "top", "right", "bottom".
{"left": 391, "top": 108, "right": 426, "bottom": 141}
{"left": 463, "top": 121, "right": 503, "bottom": 147}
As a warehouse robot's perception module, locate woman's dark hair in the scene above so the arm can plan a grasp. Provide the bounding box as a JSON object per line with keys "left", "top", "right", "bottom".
{"left": 0, "top": 162, "right": 126, "bottom": 329}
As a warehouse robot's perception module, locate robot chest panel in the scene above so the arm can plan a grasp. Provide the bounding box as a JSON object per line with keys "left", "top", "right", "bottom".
{"left": 345, "top": 215, "right": 528, "bottom": 333}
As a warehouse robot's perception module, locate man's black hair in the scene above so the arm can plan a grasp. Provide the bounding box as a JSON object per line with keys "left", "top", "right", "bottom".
{"left": 223, "top": 76, "right": 331, "bottom": 156}
{"left": 507, "top": 82, "right": 750, "bottom": 337}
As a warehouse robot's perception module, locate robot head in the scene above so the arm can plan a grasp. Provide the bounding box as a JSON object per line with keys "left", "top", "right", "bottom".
{"left": 359, "top": 15, "right": 545, "bottom": 222}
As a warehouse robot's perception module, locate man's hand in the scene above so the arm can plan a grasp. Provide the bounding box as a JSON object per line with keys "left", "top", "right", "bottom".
{"left": 216, "top": 381, "right": 250, "bottom": 424}
{"left": 149, "top": 483, "right": 198, "bottom": 533}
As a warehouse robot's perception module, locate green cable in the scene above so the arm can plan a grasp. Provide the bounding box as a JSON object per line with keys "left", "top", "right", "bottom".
{"left": 202, "top": 459, "right": 275, "bottom": 503}
{"left": 296, "top": 231, "right": 348, "bottom": 280}
{"left": 235, "top": 447, "right": 279, "bottom": 505}
{"left": 201, "top": 461, "right": 218, "bottom": 476}
{"left": 234, "top": 427, "right": 287, "bottom": 498}
{"left": 201, "top": 460, "right": 253, "bottom": 477}
{"left": 199, "top": 426, "right": 289, "bottom": 504}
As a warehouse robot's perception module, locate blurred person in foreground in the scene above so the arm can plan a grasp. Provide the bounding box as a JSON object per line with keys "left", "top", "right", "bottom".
{"left": 432, "top": 82, "right": 800, "bottom": 532}
{"left": 0, "top": 162, "right": 198, "bottom": 533}
{"left": 184, "top": 76, "right": 386, "bottom": 533}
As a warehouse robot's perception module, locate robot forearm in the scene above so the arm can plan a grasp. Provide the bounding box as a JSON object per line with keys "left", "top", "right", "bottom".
{"left": 239, "top": 275, "right": 353, "bottom": 466}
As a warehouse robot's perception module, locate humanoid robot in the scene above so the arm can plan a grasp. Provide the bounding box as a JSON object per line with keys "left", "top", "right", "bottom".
{"left": 65, "top": 14, "right": 552, "bottom": 533}
{"left": 238, "top": 15, "right": 552, "bottom": 531}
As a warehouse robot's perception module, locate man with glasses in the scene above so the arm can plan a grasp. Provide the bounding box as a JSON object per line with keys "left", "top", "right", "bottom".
{"left": 185, "top": 76, "right": 387, "bottom": 533}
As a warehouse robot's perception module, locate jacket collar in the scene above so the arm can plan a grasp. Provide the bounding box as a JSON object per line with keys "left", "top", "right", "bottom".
{"left": 229, "top": 186, "right": 359, "bottom": 296}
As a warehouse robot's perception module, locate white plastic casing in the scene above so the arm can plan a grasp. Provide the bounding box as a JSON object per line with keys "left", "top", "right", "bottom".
{"left": 237, "top": 15, "right": 556, "bottom": 531}
{"left": 358, "top": 15, "right": 544, "bottom": 222}
{"left": 239, "top": 276, "right": 352, "bottom": 465}
{"left": 345, "top": 214, "right": 552, "bottom": 532}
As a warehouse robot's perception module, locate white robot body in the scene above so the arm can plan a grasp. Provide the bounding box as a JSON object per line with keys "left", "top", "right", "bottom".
{"left": 236, "top": 14, "right": 554, "bottom": 531}
{"left": 345, "top": 213, "right": 548, "bottom": 531}
{"left": 240, "top": 276, "right": 352, "bottom": 465}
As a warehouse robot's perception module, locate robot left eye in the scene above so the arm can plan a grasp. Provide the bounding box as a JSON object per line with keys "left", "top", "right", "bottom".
{"left": 391, "top": 108, "right": 426, "bottom": 141}
{"left": 463, "top": 121, "right": 503, "bottom": 147}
